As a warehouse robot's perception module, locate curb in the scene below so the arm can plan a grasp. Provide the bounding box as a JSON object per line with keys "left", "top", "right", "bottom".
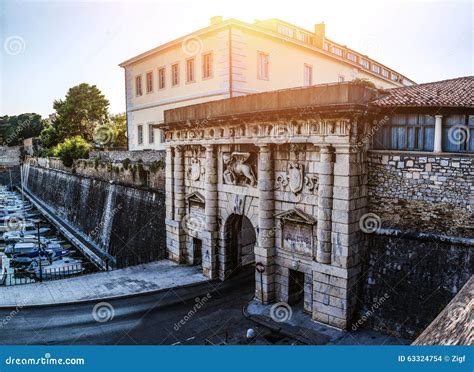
{"left": 0, "top": 277, "right": 217, "bottom": 310}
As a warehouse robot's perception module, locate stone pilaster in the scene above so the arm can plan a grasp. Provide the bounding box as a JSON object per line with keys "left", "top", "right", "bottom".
{"left": 255, "top": 144, "right": 276, "bottom": 303}
{"left": 202, "top": 144, "right": 218, "bottom": 279}
{"left": 312, "top": 144, "right": 364, "bottom": 330}
{"left": 169, "top": 145, "right": 185, "bottom": 263}
{"left": 316, "top": 145, "right": 334, "bottom": 264}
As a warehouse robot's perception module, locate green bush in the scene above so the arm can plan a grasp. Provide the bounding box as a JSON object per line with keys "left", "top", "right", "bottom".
{"left": 52, "top": 136, "right": 91, "bottom": 167}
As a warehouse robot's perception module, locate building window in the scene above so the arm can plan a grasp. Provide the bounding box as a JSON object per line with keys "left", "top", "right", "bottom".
{"left": 257, "top": 51, "right": 269, "bottom": 80}
{"left": 347, "top": 52, "right": 357, "bottom": 63}
{"left": 137, "top": 124, "right": 143, "bottom": 145}
{"left": 359, "top": 59, "right": 369, "bottom": 69}
{"left": 202, "top": 52, "right": 213, "bottom": 79}
{"left": 372, "top": 64, "right": 381, "bottom": 74}
{"left": 323, "top": 42, "right": 329, "bottom": 51}
{"left": 338, "top": 75, "right": 345, "bottom": 82}
{"left": 443, "top": 115, "right": 473, "bottom": 152}
{"left": 158, "top": 67, "right": 166, "bottom": 89}
{"left": 391, "top": 73, "right": 398, "bottom": 81}
{"left": 303, "top": 64, "right": 312, "bottom": 86}
{"left": 382, "top": 69, "right": 390, "bottom": 78}
{"left": 186, "top": 58, "right": 195, "bottom": 83}
{"left": 331, "top": 46, "right": 343, "bottom": 57}
{"left": 135, "top": 75, "right": 142, "bottom": 96}
{"left": 297, "top": 32, "right": 310, "bottom": 43}
{"left": 146, "top": 72, "right": 153, "bottom": 94}
{"left": 277, "top": 24, "right": 294, "bottom": 37}
{"left": 148, "top": 124, "right": 154, "bottom": 144}
{"left": 374, "top": 114, "right": 435, "bottom": 151}
{"left": 171, "top": 63, "right": 179, "bottom": 86}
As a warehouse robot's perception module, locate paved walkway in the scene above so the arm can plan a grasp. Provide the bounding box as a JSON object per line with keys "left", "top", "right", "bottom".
{"left": 245, "top": 299, "right": 410, "bottom": 345}
{"left": 0, "top": 260, "right": 209, "bottom": 307}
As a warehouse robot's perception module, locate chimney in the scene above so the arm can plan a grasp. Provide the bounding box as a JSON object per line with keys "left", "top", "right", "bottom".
{"left": 314, "top": 22, "right": 325, "bottom": 48}
{"left": 210, "top": 16, "right": 223, "bottom": 25}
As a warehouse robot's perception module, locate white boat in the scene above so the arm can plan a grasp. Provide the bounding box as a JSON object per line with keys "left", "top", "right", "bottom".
{"left": 26, "top": 257, "right": 84, "bottom": 279}
{"left": 5, "top": 240, "right": 62, "bottom": 255}
{"left": 1, "top": 226, "right": 50, "bottom": 238}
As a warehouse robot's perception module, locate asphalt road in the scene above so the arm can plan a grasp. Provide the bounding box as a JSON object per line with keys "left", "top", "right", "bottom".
{"left": 0, "top": 268, "right": 283, "bottom": 345}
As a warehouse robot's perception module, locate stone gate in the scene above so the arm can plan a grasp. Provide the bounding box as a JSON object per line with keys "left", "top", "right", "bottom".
{"left": 159, "top": 83, "right": 378, "bottom": 329}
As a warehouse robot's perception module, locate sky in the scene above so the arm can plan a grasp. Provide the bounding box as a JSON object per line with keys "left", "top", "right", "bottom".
{"left": 0, "top": 0, "right": 472, "bottom": 117}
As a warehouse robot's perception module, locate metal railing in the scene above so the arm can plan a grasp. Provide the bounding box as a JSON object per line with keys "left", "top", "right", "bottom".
{"left": 0, "top": 264, "right": 84, "bottom": 286}
{"left": 2, "top": 249, "right": 165, "bottom": 286}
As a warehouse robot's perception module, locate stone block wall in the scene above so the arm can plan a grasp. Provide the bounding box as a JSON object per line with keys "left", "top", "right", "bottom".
{"left": 367, "top": 151, "right": 473, "bottom": 237}
{"left": 29, "top": 153, "right": 166, "bottom": 191}
{"left": 361, "top": 150, "right": 474, "bottom": 339}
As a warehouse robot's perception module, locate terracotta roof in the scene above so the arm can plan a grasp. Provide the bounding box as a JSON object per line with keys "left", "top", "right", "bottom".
{"left": 374, "top": 76, "right": 474, "bottom": 108}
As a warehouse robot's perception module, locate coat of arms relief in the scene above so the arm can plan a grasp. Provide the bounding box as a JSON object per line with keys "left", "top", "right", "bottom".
{"left": 275, "top": 144, "right": 318, "bottom": 195}
{"left": 186, "top": 146, "right": 204, "bottom": 182}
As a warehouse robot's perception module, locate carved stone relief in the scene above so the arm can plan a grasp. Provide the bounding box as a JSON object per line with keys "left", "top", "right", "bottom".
{"left": 222, "top": 152, "right": 257, "bottom": 187}
{"left": 187, "top": 146, "right": 204, "bottom": 182}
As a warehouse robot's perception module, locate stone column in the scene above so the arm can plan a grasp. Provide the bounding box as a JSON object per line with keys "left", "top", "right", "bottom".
{"left": 173, "top": 145, "right": 185, "bottom": 221}
{"left": 255, "top": 144, "right": 275, "bottom": 303}
{"left": 316, "top": 145, "right": 334, "bottom": 264}
{"left": 312, "top": 144, "right": 364, "bottom": 330}
{"left": 165, "top": 146, "right": 174, "bottom": 221}
{"left": 173, "top": 145, "right": 186, "bottom": 262}
{"left": 434, "top": 115, "right": 443, "bottom": 153}
{"left": 202, "top": 144, "right": 218, "bottom": 279}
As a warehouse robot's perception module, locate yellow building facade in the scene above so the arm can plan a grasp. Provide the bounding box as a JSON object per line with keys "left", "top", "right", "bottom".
{"left": 120, "top": 17, "right": 414, "bottom": 150}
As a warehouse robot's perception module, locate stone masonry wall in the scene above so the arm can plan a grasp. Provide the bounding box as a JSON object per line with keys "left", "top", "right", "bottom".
{"left": 361, "top": 150, "right": 474, "bottom": 339}
{"left": 367, "top": 151, "right": 473, "bottom": 237}
{"left": 360, "top": 235, "right": 473, "bottom": 339}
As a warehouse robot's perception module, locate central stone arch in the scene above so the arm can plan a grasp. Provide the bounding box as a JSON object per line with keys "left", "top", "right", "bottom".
{"left": 220, "top": 213, "right": 257, "bottom": 279}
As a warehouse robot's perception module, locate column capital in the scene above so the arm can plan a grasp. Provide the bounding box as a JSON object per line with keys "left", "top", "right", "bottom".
{"left": 435, "top": 114, "right": 443, "bottom": 119}
{"left": 258, "top": 143, "right": 272, "bottom": 152}
{"left": 174, "top": 144, "right": 184, "bottom": 153}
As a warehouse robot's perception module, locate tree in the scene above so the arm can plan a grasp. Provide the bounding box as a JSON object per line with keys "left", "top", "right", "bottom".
{"left": 93, "top": 113, "right": 128, "bottom": 150}
{"left": 0, "top": 113, "right": 45, "bottom": 146}
{"left": 52, "top": 136, "right": 91, "bottom": 167}
{"left": 53, "top": 83, "right": 109, "bottom": 143}
{"left": 351, "top": 78, "right": 376, "bottom": 89}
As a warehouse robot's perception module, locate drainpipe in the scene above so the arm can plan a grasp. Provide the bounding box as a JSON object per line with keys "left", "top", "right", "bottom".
{"left": 228, "top": 26, "right": 233, "bottom": 98}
